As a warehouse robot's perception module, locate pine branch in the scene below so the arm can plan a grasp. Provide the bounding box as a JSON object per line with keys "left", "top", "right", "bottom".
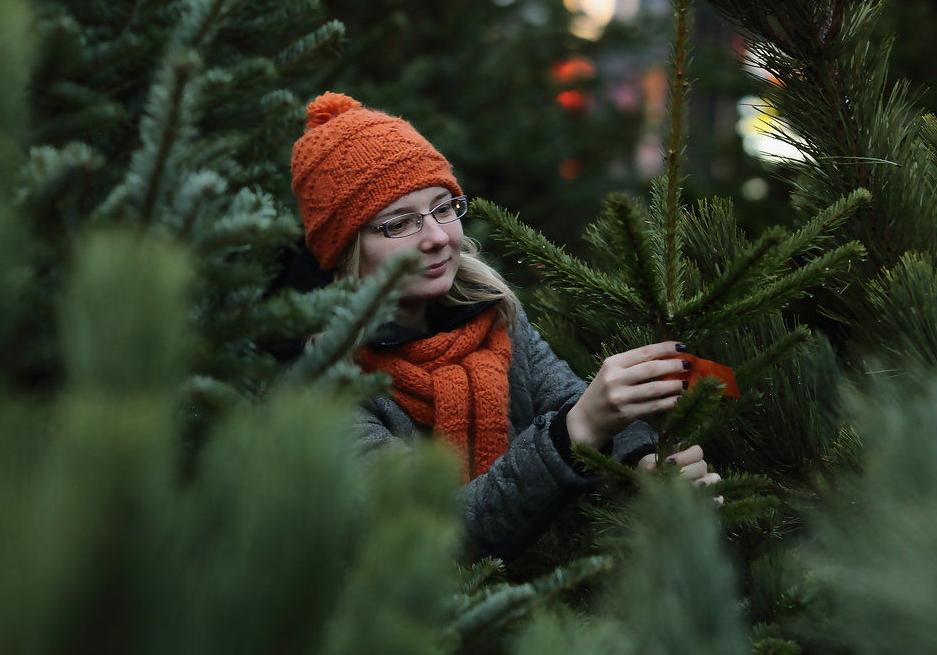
{"left": 571, "top": 443, "right": 640, "bottom": 485}
{"left": 689, "top": 241, "right": 865, "bottom": 336}
{"left": 719, "top": 494, "right": 781, "bottom": 527}
{"left": 922, "top": 113, "right": 937, "bottom": 161}
{"left": 663, "top": 0, "right": 693, "bottom": 312}
{"left": 661, "top": 376, "right": 725, "bottom": 450}
{"left": 585, "top": 193, "right": 665, "bottom": 316}
{"left": 735, "top": 325, "right": 812, "bottom": 390}
{"left": 771, "top": 188, "right": 871, "bottom": 263}
{"left": 473, "top": 198, "right": 647, "bottom": 321}
{"left": 675, "top": 226, "right": 786, "bottom": 325}
{"left": 709, "top": 472, "right": 776, "bottom": 500}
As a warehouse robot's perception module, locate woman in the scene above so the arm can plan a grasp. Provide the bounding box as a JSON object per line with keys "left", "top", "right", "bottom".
{"left": 290, "top": 92, "right": 720, "bottom": 561}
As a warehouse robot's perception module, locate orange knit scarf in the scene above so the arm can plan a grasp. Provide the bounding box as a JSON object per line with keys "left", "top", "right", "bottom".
{"left": 357, "top": 307, "right": 512, "bottom": 481}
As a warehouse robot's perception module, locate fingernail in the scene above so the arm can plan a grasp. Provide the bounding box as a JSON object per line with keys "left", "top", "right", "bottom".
{"left": 666, "top": 455, "right": 677, "bottom": 464}
{"left": 682, "top": 380, "right": 689, "bottom": 390}
{"left": 675, "top": 343, "right": 687, "bottom": 352}
{"left": 682, "top": 360, "right": 691, "bottom": 370}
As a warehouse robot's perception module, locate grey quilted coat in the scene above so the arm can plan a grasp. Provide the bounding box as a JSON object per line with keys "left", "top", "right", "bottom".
{"left": 354, "top": 303, "right": 657, "bottom": 562}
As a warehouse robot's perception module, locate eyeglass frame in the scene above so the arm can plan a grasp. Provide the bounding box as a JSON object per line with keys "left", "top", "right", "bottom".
{"left": 367, "top": 195, "right": 469, "bottom": 239}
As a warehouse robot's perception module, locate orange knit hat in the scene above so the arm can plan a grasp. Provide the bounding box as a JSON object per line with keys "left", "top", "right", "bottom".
{"left": 290, "top": 92, "right": 463, "bottom": 270}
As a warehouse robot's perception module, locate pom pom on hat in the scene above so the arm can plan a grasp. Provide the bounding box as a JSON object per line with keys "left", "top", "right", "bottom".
{"left": 290, "top": 91, "right": 462, "bottom": 271}
{"left": 305, "top": 92, "right": 362, "bottom": 130}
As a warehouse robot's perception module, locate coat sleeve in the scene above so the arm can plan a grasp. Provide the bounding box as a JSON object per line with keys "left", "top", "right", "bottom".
{"left": 352, "top": 402, "right": 590, "bottom": 563}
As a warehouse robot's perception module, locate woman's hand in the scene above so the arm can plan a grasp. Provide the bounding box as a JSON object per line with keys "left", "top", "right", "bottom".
{"left": 566, "top": 341, "right": 690, "bottom": 449}
{"left": 638, "top": 445, "right": 724, "bottom": 504}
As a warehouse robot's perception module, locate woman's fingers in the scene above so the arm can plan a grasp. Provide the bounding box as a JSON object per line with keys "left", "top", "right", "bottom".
{"left": 615, "top": 379, "right": 685, "bottom": 404}
{"left": 679, "top": 460, "right": 707, "bottom": 481}
{"left": 608, "top": 341, "right": 686, "bottom": 370}
{"left": 623, "top": 395, "right": 681, "bottom": 418}
{"left": 637, "top": 453, "right": 656, "bottom": 471}
{"left": 667, "top": 444, "right": 703, "bottom": 467}
{"left": 620, "top": 357, "right": 690, "bottom": 385}
{"left": 693, "top": 472, "right": 721, "bottom": 487}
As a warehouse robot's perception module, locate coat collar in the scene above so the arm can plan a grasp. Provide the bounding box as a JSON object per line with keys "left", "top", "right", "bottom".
{"left": 368, "top": 299, "right": 500, "bottom": 348}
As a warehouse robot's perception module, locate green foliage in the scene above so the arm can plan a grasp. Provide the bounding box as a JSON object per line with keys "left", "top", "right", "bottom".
{"left": 707, "top": 1, "right": 937, "bottom": 354}
{"left": 0, "top": 0, "right": 33, "bottom": 348}
{"left": 851, "top": 252, "right": 937, "bottom": 369}
{"left": 10, "top": 0, "right": 349, "bottom": 407}
{"left": 611, "top": 477, "right": 749, "bottom": 655}
{"left": 803, "top": 373, "right": 937, "bottom": 654}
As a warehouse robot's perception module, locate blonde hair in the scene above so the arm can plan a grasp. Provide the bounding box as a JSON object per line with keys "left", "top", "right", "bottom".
{"left": 335, "top": 233, "right": 521, "bottom": 328}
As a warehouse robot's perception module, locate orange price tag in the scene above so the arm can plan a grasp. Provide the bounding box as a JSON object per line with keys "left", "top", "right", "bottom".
{"left": 661, "top": 353, "right": 740, "bottom": 399}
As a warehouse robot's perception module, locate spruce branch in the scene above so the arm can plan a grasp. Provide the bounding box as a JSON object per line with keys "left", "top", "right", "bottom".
{"left": 473, "top": 198, "right": 647, "bottom": 321}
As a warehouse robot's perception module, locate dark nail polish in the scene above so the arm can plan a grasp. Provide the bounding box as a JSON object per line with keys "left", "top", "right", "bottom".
{"left": 682, "top": 380, "right": 689, "bottom": 390}
{"left": 682, "top": 360, "right": 691, "bottom": 370}
{"left": 675, "top": 343, "right": 688, "bottom": 352}
{"left": 666, "top": 455, "right": 677, "bottom": 464}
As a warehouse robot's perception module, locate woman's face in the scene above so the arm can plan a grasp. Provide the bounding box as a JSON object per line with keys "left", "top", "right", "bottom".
{"left": 359, "top": 186, "right": 463, "bottom": 304}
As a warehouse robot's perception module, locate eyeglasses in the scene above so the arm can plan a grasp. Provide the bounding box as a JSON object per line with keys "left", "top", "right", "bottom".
{"left": 368, "top": 195, "right": 468, "bottom": 238}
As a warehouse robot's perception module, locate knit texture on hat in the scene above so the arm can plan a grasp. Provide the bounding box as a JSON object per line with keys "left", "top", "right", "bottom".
{"left": 357, "top": 307, "right": 512, "bottom": 481}
{"left": 291, "top": 92, "right": 463, "bottom": 270}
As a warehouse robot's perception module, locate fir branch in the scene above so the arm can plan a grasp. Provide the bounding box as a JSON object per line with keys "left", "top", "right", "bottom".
{"left": 675, "top": 226, "right": 785, "bottom": 325}
{"left": 448, "top": 555, "right": 612, "bottom": 644}
{"left": 283, "top": 253, "right": 416, "bottom": 384}
{"left": 690, "top": 241, "right": 865, "bottom": 336}
{"left": 458, "top": 558, "right": 505, "bottom": 597}
{"left": 448, "top": 584, "right": 536, "bottom": 641}
{"left": 473, "top": 198, "right": 647, "bottom": 321}
{"left": 18, "top": 144, "right": 105, "bottom": 214}
{"left": 664, "top": 0, "right": 693, "bottom": 311}
{"left": 735, "top": 325, "right": 812, "bottom": 390}
{"left": 98, "top": 49, "right": 203, "bottom": 224}
{"left": 172, "top": 0, "right": 234, "bottom": 52}
{"left": 275, "top": 19, "right": 345, "bottom": 72}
